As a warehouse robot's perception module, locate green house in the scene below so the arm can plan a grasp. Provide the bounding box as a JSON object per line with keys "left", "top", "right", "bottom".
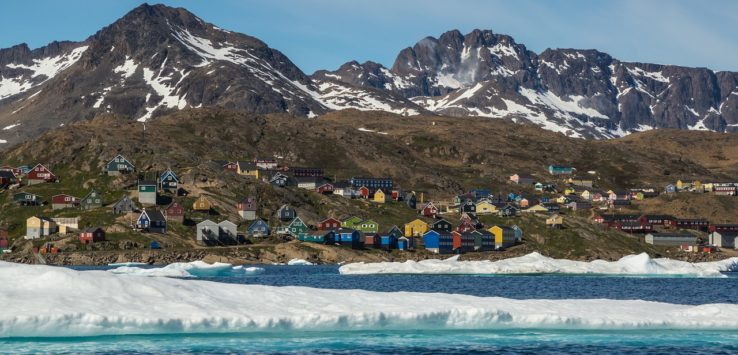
{"left": 356, "top": 219, "right": 379, "bottom": 233}
{"left": 80, "top": 189, "right": 103, "bottom": 210}
{"left": 298, "top": 230, "right": 335, "bottom": 244}
{"left": 106, "top": 154, "right": 135, "bottom": 176}
{"left": 287, "top": 217, "right": 308, "bottom": 237}
{"left": 341, "top": 216, "right": 363, "bottom": 229}
{"left": 14, "top": 192, "right": 43, "bottom": 206}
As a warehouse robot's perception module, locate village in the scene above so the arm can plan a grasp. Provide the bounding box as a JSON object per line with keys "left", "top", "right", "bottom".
{"left": 1, "top": 154, "right": 738, "bottom": 262}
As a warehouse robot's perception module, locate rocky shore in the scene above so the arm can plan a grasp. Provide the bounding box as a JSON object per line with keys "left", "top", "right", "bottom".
{"left": 1, "top": 241, "right": 734, "bottom": 266}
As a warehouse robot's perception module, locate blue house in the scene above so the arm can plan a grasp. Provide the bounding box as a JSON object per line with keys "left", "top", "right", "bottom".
{"left": 159, "top": 169, "right": 179, "bottom": 193}
{"left": 665, "top": 184, "right": 677, "bottom": 194}
{"left": 336, "top": 229, "right": 363, "bottom": 249}
{"left": 470, "top": 189, "right": 492, "bottom": 200}
{"left": 298, "top": 230, "right": 336, "bottom": 244}
{"left": 548, "top": 165, "right": 574, "bottom": 175}
{"left": 136, "top": 209, "right": 167, "bottom": 233}
{"left": 149, "top": 241, "right": 162, "bottom": 249}
{"left": 398, "top": 237, "right": 409, "bottom": 251}
{"left": 247, "top": 219, "right": 270, "bottom": 237}
{"left": 379, "top": 234, "right": 398, "bottom": 251}
{"left": 422, "top": 230, "right": 453, "bottom": 254}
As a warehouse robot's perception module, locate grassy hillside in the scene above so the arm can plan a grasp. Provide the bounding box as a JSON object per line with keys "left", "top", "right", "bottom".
{"left": 1, "top": 108, "right": 736, "bottom": 263}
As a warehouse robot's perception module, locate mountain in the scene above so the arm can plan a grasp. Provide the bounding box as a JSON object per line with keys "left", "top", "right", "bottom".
{"left": 0, "top": 4, "right": 416, "bottom": 147}
{"left": 318, "top": 29, "right": 738, "bottom": 138}
{"left": 1, "top": 4, "right": 738, "bottom": 147}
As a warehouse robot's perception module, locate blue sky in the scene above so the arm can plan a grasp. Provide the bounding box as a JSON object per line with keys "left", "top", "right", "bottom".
{"left": 2, "top": 0, "right": 737, "bottom": 74}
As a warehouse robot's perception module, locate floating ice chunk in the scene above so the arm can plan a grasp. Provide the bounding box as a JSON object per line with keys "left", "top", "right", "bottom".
{"left": 109, "top": 261, "right": 239, "bottom": 278}
{"left": 338, "top": 252, "right": 738, "bottom": 277}
{"left": 287, "top": 259, "right": 314, "bottom": 266}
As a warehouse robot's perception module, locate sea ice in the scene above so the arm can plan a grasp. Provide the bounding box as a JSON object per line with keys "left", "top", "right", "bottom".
{"left": 338, "top": 252, "right": 738, "bottom": 277}
{"left": 1, "top": 261, "right": 738, "bottom": 338}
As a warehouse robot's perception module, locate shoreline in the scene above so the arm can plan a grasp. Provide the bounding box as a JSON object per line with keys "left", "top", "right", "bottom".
{"left": 1, "top": 240, "right": 733, "bottom": 266}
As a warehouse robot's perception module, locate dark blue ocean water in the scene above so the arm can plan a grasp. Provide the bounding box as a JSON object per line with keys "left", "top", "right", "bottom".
{"left": 2, "top": 264, "right": 738, "bottom": 354}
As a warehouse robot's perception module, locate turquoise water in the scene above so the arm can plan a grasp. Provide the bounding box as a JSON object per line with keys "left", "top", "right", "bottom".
{"left": 3, "top": 329, "right": 738, "bottom": 354}
{"left": 4, "top": 264, "right": 738, "bottom": 354}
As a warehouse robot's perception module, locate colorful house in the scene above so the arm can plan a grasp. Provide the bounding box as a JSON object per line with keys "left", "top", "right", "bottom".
{"left": 379, "top": 234, "right": 398, "bottom": 251}
{"left": 112, "top": 195, "right": 137, "bottom": 214}
{"left": 341, "top": 216, "right": 363, "bottom": 229}
{"left": 356, "top": 220, "right": 379, "bottom": 234}
{"left": 51, "top": 194, "right": 80, "bottom": 210}
{"left": 420, "top": 202, "right": 439, "bottom": 218}
{"left": 27, "top": 164, "right": 57, "bottom": 185}
{"left": 138, "top": 180, "right": 157, "bottom": 205}
{"left": 318, "top": 217, "right": 342, "bottom": 230}
{"left": 473, "top": 230, "right": 495, "bottom": 251}
{"left": 475, "top": 200, "right": 498, "bottom": 215}
{"left": 192, "top": 196, "right": 211, "bottom": 212}
{"left": 105, "top": 154, "right": 135, "bottom": 176}
{"left": 159, "top": 169, "right": 179, "bottom": 193}
{"left": 336, "top": 229, "right": 363, "bottom": 249}
{"left": 422, "top": 230, "right": 453, "bottom": 254}
{"left": 398, "top": 236, "right": 412, "bottom": 251}
{"left": 386, "top": 225, "right": 404, "bottom": 239}
{"left": 26, "top": 216, "right": 57, "bottom": 239}
{"left": 286, "top": 217, "right": 308, "bottom": 236}
{"left": 299, "top": 230, "right": 336, "bottom": 244}
{"left": 546, "top": 214, "right": 564, "bottom": 228}
{"left": 358, "top": 186, "right": 370, "bottom": 199}
{"left": 498, "top": 205, "right": 518, "bottom": 217}
{"left": 510, "top": 174, "right": 535, "bottom": 185}
{"left": 316, "top": 182, "right": 335, "bottom": 195}
{"left": 489, "top": 225, "right": 516, "bottom": 249}
{"left": 268, "top": 172, "right": 290, "bottom": 187}
{"left": 373, "top": 189, "right": 386, "bottom": 203}
{"left": 236, "top": 161, "right": 260, "bottom": 178}
{"left": 430, "top": 219, "right": 453, "bottom": 233}
{"left": 136, "top": 209, "right": 167, "bottom": 233}
{"left": 277, "top": 205, "right": 297, "bottom": 221}
{"left": 524, "top": 204, "right": 549, "bottom": 213}
{"left": 404, "top": 219, "right": 429, "bottom": 237}
{"left": 80, "top": 189, "right": 103, "bottom": 210}
{"left": 164, "top": 202, "right": 185, "bottom": 223}
{"left": 14, "top": 192, "right": 43, "bottom": 206}
{"left": 237, "top": 197, "right": 257, "bottom": 220}
{"left": 247, "top": 219, "right": 270, "bottom": 237}
{"left": 455, "top": 219, "right": 476, "bottom": 233}
{"left": 79, "top": 227, "right": 105, "bottom": 244}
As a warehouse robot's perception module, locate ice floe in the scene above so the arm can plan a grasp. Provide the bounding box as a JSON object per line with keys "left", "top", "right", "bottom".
{"left": 338, "top": 252, "right": 738, "bottom": 277}
{"left": 1, "top": 261, "right": 738, "bottom": 338}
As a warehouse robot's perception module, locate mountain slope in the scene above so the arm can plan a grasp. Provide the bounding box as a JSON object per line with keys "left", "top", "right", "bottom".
{"left": 320, "top": 29, "right": 738, "bottom": 138}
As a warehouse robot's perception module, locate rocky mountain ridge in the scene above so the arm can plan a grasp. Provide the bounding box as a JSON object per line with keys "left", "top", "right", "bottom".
{"left": 1, "top": 3, "right": 737, "bottom": 147}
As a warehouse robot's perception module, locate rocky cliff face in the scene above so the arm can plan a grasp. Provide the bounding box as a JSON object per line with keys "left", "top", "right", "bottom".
{"left": 320, "top": 29, "right": 738, "bottom": 138}
{"left": 1, "top": 4, "right": 737, "bottom": 147}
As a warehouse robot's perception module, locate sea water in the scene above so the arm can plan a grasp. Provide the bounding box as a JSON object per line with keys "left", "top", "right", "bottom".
{"left": 2, "top": 263, "right": 738, "bottom": 354}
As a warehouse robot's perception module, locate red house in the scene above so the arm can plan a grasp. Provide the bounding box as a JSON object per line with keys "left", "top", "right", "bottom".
{"left": 316, "top": 183, "right": 334, "bottom": 195}
{"left": 0, "top": 166, "right": 23, "bottom": 177}
{"left": 421, "top": 202, "right": 438, "bottom": 218}
{"left": 391, "top": 190, "right": 401, "bottom": 201}
{"left": 318, "top": 218, "right": 342, "bottom": 230}
{"left": 669, "top": 218, "right": 709, "bottom": 231}
{"left": 358, "top": 186, "right": 370, "bottom": 199}
{"left": 164, "top": 202, "right": 185, "bottom": 223}
{"left": 455, "top": 219, "right": 475, "bottom": 233}
{"left": 51, "top": 194, "right": 80, "bottom": 209}
{"left": 79, "top": 227, "right": 105, "bottom": 244}
{"left": 222, "top": 162, "right": 238, "bottom": 172}
{"left": 26, "top": 164, "right": 56, "bottom": 185}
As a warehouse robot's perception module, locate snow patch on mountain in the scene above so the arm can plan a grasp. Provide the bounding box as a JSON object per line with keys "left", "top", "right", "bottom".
{"left": 316, "top": 80, "right": 420, "bottom": 115}
{"left": 138, "top": 59, "right": 190, "bottom": 122}
{"left": 0, "top": 46, "right": 88, "bottom": 100}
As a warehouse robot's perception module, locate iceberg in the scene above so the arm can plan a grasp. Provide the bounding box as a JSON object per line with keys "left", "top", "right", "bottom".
{"left": 287, "top": 258, "right": 314, "bottom": 266}
{"left": 1, "top": 261, "right": 738, "bottom": 338}
{"left": 338, "top": 252, "right": 738, "bottom": 277}
{"left": 108, "top": 262, "right": 149, "bottom": 267}
{"left": 109, "top": 261, "right": 250, "bottom": 278}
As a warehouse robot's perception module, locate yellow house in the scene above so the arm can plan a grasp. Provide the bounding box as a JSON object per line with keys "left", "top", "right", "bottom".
{"left": 546, "top": 214, "right": 564, "bottom": 228}
{"left": 488, "top": 225, "right": 516, "bottom": 249}
{"left": 675, "top": 180, "right": 691, "bottom": 190}
{"left": 476, "top": 200, "right": 498, "bottom": 215}
{"left": 693, "top": 180, "right": 702, "bottom": 189}
{"left": 373, "top": 189, "right": 386, "bottom": 203}
{"left": 193, "top": 196, "right": 211, "bottom": 211}
{"left": 404, "top": 219, "right": 428, "bottom": 237}
{"left": 26, "top": 216, "right": 57, "bottom": 239}
{"left": 525, "top": 204, "right": 549, "bottom": 213}
{"left": 555, "top": 195, "right": 569, "bottom": 204}
{"left": 703, "top": 182, "right": 714, "bottom": 192}
{"left": 580, "top": 190, "right": 592, "bottom": 201}
{"left": 564, "top": 187, "right": 576, "bottom": 195}
{"left": 237, "top": 161, "right": 260, "bottom": 179}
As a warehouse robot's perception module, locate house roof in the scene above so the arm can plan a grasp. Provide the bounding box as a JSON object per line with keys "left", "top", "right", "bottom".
{"left": 138, "top": 180, "right": 156, "bottom": 186}
{"left": 145, "top": 210, "right": 166, "bottom": 222}
{"left": 81, "top": 227, "right": 103, "bottom": 233}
